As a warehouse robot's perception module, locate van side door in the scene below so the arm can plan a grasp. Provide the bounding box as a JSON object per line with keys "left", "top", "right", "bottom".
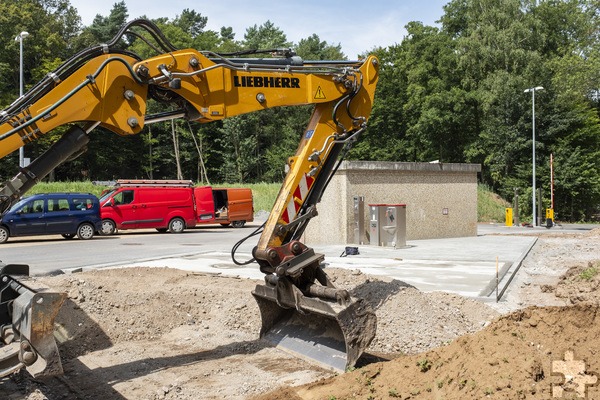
{"left": 226, "top": 188, "right": 254, "bottom": 222}
{"left": 194, "top": 187, "right": 215, "bottom": 222}
{"left": 9, "top": 198, "right": 46, "bottom": 235}
{"left": 108, "top": 189, "right": 138, "bottom": 229}
{"left": 45, "top": 196, "right": 74, "bottom": 234}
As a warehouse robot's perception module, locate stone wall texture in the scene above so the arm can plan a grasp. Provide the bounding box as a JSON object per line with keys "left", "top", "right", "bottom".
{"left": 302, "top": 161, "right": 481, "bottom": 245}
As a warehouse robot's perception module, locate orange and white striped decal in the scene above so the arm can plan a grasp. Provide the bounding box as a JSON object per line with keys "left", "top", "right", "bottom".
{"left": 282, "top": 174, "right": 315, "bottom": 224}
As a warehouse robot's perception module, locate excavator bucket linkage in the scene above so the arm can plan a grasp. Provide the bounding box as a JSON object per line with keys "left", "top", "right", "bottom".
{"left": 0, "top": 264, "right": 66, "bottom": 378}
{"left": 252, "top": 248, "right": 376, "bottom": 371}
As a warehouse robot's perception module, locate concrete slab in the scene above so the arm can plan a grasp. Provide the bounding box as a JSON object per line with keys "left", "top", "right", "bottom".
{"left": 109, "top": 228, "right": 538, "bottom": 301}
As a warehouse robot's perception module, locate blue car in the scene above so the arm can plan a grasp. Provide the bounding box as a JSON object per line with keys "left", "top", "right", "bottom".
{"left": 0, "top": 193, "right": 102, "bottom": 244}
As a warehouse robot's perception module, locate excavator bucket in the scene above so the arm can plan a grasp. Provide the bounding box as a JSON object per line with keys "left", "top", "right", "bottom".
{"left": 0, "top": 264, "right": 66, "bottom": 378}
{"left": 252, "top": 276, "right": 376, "bottom": 372}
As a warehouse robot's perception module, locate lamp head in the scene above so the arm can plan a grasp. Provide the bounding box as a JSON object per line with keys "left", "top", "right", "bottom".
{"left": 524, "top": 86, "right": 544, "bottom": 93}
{"left": 14, "top": 31, "right": 29, "bottom": 41}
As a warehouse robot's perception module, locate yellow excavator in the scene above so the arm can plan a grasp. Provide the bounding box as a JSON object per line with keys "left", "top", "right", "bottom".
{"left": 0, "top": 19, "right": 379, "bottom": 376}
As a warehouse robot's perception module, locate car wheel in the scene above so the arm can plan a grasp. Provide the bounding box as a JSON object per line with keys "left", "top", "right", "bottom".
{"left": 62, "top": 233, "right": 75, "bottom": 239}
{"left": 100, "top": 219, "right": 116, "bottom": 235}
{"left": 168, "top": 218, "right": 185, "bottom": 233}
{"left": 77, "top": 223, "right": 95, "bottom": 240}
{"left": 0, "top": 226, "right": 9, "bottom": 244}
{"left": 231, "top": 220, "right": 246, "bottom": 228}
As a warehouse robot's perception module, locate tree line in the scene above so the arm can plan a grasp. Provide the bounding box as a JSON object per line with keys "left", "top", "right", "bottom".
{"left": 0, "top": 0, "right": 599, "bottom": 221}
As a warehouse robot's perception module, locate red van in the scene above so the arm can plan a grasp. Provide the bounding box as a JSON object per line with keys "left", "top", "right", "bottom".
{"left": 99, "top": 184, "right": 197, "bottom": 235}
{"left": 98, "top": 180, "right": 253, "bottom": 235}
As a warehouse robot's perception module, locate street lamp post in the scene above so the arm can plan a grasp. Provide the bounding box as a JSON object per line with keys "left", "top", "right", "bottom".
{"left": 15, "top": 31, "right": 29, "bottom": 168}
{"left": 524, "top": 86, "right": 544, "bottom": 226}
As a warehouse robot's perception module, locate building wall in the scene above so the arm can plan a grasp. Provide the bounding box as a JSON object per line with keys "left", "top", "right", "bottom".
{"left": 303, "top": 161, "right": 481, "bottom": 245}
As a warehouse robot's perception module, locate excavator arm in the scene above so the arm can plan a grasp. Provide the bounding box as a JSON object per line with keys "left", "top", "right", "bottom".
{"left": 0, "top": 19, "right": 379, "bottom": 375}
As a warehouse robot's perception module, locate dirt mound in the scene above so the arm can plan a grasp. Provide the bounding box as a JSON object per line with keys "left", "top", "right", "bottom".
{"left": 50, "top": 267, "right": 262, "bottom": 360}
{"left": 0, "top": 267, "right": 498, "bottom": 400}
{"left": 49, "top": 267, "right": 495, "bottom": 360}
{"left": 551, "top": 260, "right": 600, "bottom": 305}
{"left": 254, "top": 305, "right": 600, "bottom": 400}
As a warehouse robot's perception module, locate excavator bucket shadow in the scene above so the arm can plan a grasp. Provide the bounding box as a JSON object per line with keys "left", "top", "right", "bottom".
{"left": 252, "top": 280, "right": 376, "bottom": 372}
{"left": 0, "top": 264, "right": 66, "bottom": 378}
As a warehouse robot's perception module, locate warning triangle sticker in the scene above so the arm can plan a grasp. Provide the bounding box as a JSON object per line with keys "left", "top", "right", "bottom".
{"left": 314, "top": 86, "right": 326, "bottom": 100}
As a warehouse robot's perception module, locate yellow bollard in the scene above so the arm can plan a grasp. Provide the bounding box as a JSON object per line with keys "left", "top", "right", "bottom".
{"left": 545, "top": 208, "right": 554, "bottom": 228}
{"left": 505, "top": 208, "right": 513, "bottom": 227}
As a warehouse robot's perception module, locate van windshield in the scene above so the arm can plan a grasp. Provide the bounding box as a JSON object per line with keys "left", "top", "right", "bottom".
{"left": 99, "top": 189, "right": 118, "bottom": 203}
{"left": 8, "top": 198, "right": 29, "bottom": 213}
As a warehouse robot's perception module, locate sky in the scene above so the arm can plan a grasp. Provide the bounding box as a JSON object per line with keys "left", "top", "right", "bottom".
{"left": 67, "top": 0, "right": 449, "bottom": 59}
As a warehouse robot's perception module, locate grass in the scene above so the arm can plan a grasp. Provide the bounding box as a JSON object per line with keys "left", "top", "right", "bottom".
{"left": 579, "top": 261, "right": 600, "bottom": 281}
{"left": 27, "top": 181, "right": 104, "bottom": 197}
{"left": 478, "top": 184, "right": 510, "bottom": 223}
{"left": 416, "top": 358, "right": 432, "bottom": 372}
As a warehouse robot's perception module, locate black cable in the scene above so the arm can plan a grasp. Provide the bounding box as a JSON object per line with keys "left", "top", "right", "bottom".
{"left": 230, "top": 220, "right": 266, "bottom": 266}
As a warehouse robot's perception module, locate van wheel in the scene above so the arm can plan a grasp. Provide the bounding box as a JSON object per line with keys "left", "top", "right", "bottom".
{"left": 231, "top": 220, "right": 246, "bottom": 228}
{"left": 77, "top": 223, "right": 95, "bottom": 240}
{"left": 62, "top": 233, "right": 75, "bottom": 239}
{"left": 100, "top": 219, "right": 116, "bottom": 236}
{"left": 0, "top": 226, "right": 9, "bottom": 244}
{"left": 168, "top": 218, "right": 185, "bottom": 233}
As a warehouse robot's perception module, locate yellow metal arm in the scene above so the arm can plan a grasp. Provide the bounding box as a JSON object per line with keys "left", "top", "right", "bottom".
{"left": 1, "top": 48, "right": 378, "bottom": 257}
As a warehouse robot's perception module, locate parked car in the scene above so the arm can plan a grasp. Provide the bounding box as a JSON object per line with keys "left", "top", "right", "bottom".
{"left": 98, "top": 180, "right": 254, "bottom": 235}
{"left": 0, "top": 193, "right": 102, "bottom": 244}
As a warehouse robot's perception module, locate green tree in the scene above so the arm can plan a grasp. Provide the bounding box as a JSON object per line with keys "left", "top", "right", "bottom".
{"left": 0, "top": 0, "right": 80, "bottom": 179}
{"left": 72, "top": 1, "right": 128, "bottom": 49}
{"left": 349, "top": 45, "right": 407, "bottom": 161}
{"left": 243, "top": 20, "right": 291, "bottom": 50}
{"left": 295, "top": 34, "right": 345, "bottom": 60}
{"left": 173, "top": 9, "right": 207, "bottom": 38}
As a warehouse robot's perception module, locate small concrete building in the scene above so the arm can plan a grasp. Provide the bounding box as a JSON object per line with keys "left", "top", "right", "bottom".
{"left": 303, "top": 160, "right": 481, "bottom": 245}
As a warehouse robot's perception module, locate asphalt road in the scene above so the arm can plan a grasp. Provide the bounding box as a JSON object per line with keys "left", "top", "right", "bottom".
{"left": 0, "top": 220, "right": 265, "bottom": 276}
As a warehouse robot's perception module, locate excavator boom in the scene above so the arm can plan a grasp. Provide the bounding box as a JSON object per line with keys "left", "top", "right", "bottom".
{"left": 0, "top": 19, "right": 379, "bottom": 375}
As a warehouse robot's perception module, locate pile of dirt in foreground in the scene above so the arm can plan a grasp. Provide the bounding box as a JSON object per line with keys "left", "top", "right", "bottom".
{"left": 0, "top": 266, "right": 499, "bottom": 400}
{"left": 253, "top": 304, "right": 600, "bottom": 400}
